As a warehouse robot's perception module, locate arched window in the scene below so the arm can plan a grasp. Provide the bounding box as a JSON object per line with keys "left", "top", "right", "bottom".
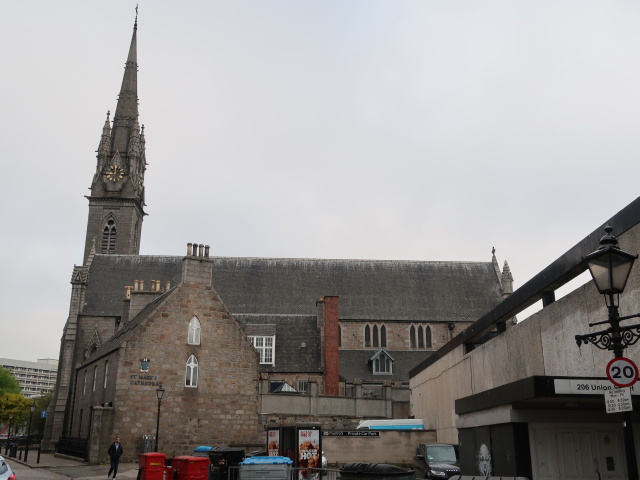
{"left": 410, "top": 326, "right": 416, "bottom": 348}
{"left": 364, "top": 325, "right": 371, "bottom": 347}
{"left": 425, "top": 326, "right": 432, "bottom": 349}
{"left": 373, "top": 325, "right": 379, "bottom": 347}
{"left": 418, "top": 326, "right": 424, "bottom": 348}
{"left": 185, "top": 355, "right": 198, "bottom": 387}
{"left": 188, "top": 316, "right": 201, "bottom": 345}
{"left": 101, "top": 219, "right": 116, "bottom": 253}
{"left": 380, "top": 325, "right": 387, "bottom": 348}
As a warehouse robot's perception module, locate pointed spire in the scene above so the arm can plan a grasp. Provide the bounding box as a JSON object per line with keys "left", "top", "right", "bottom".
{"left": 501, "top": 261, "right": 513, "bottom": 296}
{"left": 111, "top": 16, "right": 139, "bottom": 154}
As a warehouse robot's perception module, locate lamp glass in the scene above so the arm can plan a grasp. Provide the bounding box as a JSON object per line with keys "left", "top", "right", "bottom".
{"left": 587, "top": 249, "right": 635, "bottom": 294}
{"left": 30, "top": 403, "right": 36, "bottom": 413}
{"left": 156, "top": 386, "right": 165, "bottom": 401}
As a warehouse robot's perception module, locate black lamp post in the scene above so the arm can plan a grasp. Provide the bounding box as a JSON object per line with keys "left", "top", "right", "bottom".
{"left": 8, "top": 414, "right": 12, "bottom": 438}
{"left": 576, "top": 225, "right": 640, "bottom": 480}
{"left": 24, "top": 402, "right": 36, "bottom": 462}
{"left": 154, "top": 385, "right": 165, "bottom": 452}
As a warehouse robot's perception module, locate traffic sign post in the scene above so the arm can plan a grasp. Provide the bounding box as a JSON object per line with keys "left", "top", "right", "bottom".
{"left": 606, "top": 357, "right": 639, "bottom": 388}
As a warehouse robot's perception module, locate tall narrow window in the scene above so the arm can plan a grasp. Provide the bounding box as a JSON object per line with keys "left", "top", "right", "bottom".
{"left": 248, "top": 336, "right": 275, "bottom": 365}
{"left": 103, "top": 360, "right": 109, "bottom": 388}
{"left": 410, "top": 326, "right": 416, "bottom": 348}
{"left": 338, "top": 324, "right": 342, "bottom": 347}
{"left": 101, "top": 219, "right": 117, "bottom": 253}
{"left": 381, "top": 325, "right": 387, "bottom": 348}
{"left": 188, "top": 316, "right": 201, "bottom": 345}
{"left": 92, "top": 365, "right": 97, "bottom": 392}
{"left": 185, "top": 355, "right": 199, "bottom": 387}
{"left": 418, "top": 326, "right": 425, "bottom": 349}
{"left": 83, "top": 370, "right": 87, "bottom": 395}
{"left": 373, "top": 326, "right": 379, "bottom": 347}
{"left": 426, "top": 326, "right": 432, "bottom": 349}
{"left": 365, "top": 325, "right": 371, "bottom": 347}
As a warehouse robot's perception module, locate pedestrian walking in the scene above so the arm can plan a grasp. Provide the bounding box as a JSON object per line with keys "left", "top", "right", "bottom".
{"left": 107, "top": 436, "right": 123, "bottom": 479}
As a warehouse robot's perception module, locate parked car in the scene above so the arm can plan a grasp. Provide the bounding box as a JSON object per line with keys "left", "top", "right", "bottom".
{"left": 413, "top": 444, "right": 460, "bottom": 479}
{"left": 0, "top": 455, "right": 16, "bottom": 480}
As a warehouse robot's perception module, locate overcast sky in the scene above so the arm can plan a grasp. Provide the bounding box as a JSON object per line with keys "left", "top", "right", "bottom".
{"left": 1, "top": 1, "right": 639, "bottom": 363}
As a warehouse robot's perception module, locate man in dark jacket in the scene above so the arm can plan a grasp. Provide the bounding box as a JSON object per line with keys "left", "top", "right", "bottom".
{"left": 107, "top": 436, "right": 123, "bottom": 479}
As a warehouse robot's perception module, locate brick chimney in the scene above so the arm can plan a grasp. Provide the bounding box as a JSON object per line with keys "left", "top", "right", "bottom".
{"left": 182, "top": 243, "right": 213, "bottom": 285}
{"left": 318, "top": 295, "right": 340, "bottom": 396}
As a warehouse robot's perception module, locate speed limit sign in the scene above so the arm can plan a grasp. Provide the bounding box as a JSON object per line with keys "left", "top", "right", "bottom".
{"left": 606, "top": 357, "right": 639, "bottom": 388}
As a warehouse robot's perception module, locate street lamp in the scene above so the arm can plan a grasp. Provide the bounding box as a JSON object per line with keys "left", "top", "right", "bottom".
{"left": 576, "top": 225, "right": 640, "bottom": 480}
{"left": 154, "top": 385, "right": 165, "bottom": 452}
{"left": 24, "top": 402, "right": 36, "bottom": 462}
{"left": 8, "top": 414, "right": 12, "bottom": 438}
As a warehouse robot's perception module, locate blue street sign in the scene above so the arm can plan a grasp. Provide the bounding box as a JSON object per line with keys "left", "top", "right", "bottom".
{"left": 41, "top": 410, "right": 46, "bottom": 418}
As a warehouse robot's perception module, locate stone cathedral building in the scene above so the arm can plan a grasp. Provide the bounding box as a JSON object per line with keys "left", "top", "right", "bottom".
{"left": 43, "top": 17, "right": 513, "bottom": 461}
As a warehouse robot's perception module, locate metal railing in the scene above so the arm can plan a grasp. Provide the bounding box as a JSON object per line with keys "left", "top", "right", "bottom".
{"left": 56, "top": 436, "right": 88, "bottom": 460}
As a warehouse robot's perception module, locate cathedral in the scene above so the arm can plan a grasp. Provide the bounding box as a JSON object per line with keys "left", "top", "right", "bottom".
{"left": 43, "top": 17, "right": 513, "bottom": 462}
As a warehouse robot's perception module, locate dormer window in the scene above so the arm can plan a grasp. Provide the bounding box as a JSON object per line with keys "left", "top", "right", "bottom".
{"left": 370, "top": 349, "right": 394, "bottom": 375}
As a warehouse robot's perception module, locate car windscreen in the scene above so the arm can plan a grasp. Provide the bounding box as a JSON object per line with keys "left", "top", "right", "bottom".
{"left": 425, "top": 446, "right": 457, "bottom": 463}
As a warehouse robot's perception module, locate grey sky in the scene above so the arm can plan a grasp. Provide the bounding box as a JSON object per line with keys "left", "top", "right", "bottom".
{"left": 1, "top": 1, "right": 639, "bottom": 362}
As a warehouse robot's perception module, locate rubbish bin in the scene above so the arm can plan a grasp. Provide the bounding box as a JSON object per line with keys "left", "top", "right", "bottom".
{"left": 239, "top": 456, "right": 293, "bottom": 480}
{"left": 172, "top": 455, "right": 211, "bottom": 480}
{"left": 138, "top": 452, "right": 167, "bottom": 480}
{"left": 193, "top": 446, "right": 245, "bottom": 480}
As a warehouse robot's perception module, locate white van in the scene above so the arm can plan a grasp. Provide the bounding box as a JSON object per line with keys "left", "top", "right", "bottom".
{"left": 356, "top": 419, "right": 425, "bottom": 430}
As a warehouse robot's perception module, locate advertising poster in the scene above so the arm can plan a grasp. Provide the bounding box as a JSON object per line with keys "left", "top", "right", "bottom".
{"left": 268, "top": 429, "right": 280, "bottom": 456}
{"left": 298, "top": 428, "right": 320, "bottom": 478}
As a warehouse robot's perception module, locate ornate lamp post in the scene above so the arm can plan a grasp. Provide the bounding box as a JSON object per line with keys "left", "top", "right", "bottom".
{"left": 576, "top": 225, "right": 640, "bottom": 480}
{"left": 24, "top": 402, "right": 36, "bottom": 462}
{"left": 154, "top": 385, "right": 165, "bottom": 452}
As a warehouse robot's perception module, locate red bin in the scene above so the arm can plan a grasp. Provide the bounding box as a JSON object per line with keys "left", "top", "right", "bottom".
{"left": 172, "top": 455, "right": 211, "bottom": 480}
{"left": 139, "top": 452, "right": 167, "bottom": 480}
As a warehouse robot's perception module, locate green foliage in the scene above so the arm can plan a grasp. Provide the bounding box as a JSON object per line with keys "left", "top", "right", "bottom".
{"left": 0, "top": 367, "right": 20, "bottom": 395}
{"left": 31, "top": 391, "right": 53, "bottom": 434}
{"left": 0, "top": 393, "right": 30, "bottom": 426}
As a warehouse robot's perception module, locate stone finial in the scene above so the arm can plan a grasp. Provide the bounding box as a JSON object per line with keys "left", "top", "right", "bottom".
{"left": 502, "top": 261, "right": 513, "bottom": 295}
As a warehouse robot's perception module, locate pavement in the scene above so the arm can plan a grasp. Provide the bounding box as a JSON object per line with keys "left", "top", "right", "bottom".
{"left": 4, "top": 450, "right": 142, "bottom": 479}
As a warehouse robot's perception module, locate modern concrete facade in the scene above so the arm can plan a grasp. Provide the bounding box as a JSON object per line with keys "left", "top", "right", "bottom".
{"left": 410, "top": 198, "right": 640, "bottom": 479}
{"left": 0, "top": 358, "right": 58, "bottom": 398}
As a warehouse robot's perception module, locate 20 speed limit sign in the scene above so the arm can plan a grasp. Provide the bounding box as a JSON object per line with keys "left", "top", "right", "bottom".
{"left": 606, "top": 357, "right": 639, "bottom": 388}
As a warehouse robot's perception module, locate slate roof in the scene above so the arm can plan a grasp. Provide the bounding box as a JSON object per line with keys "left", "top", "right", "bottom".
{"left": 236, "top": 315, "right": 322, "bottom": 373}
{"left": 84, "top": 255, "right": 503, "bottom": 322}
{"left": 339, "top": 350, "right": 433, "bottom": 382}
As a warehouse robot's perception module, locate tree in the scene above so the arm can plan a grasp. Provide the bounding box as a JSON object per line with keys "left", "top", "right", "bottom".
{"left": 0, "top": 393, "right": 30, "bottom": 433}
{"left": 31, "top": 390, "right": 53, "bottom": 436}
{"left": 0, "top": 367, "right": 20, "bottom": 395}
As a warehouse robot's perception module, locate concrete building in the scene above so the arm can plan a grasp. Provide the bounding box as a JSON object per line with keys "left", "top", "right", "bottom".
{"left": 0, "top": 358, "right": 58, "bottom": 398}
{"left": 409, "top": 198, "right": 640, "bottom": 479}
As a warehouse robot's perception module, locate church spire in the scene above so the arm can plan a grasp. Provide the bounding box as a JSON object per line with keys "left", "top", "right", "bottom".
{"left": 111, "top": 17, "right": 139, "bottom": 154}
{"left": 84, "top": 12, "right": 146, "bottom": 263}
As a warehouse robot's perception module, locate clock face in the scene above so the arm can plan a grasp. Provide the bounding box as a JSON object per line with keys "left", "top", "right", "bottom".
{"left": 105, "top": 165, "right": 125, "bottom": 182}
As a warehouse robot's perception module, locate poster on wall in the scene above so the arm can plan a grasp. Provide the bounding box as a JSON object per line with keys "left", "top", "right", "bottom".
{"left": 298, "top": 428, "right": 321, "bottom": 478}
{"left": 268, "top": 429, "right": 280, "bottom": 456}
